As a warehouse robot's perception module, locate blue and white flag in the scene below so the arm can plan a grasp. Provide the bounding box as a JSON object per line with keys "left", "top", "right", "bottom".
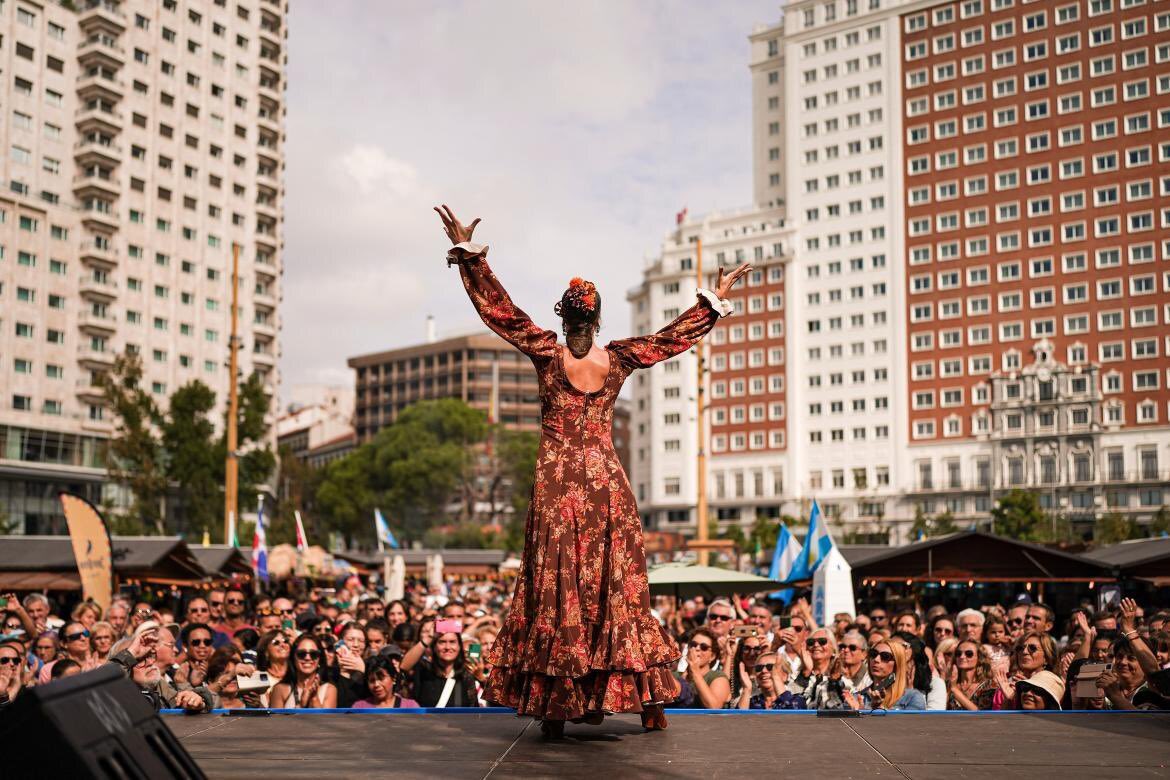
{"left": 251, "top": 494, "right": 268, "bottom": 582}
{"left": 374, "top": 508, "right": 399, "bottom": 552}
{"left": 769, "top": 522, "right": 801, "bottom": 583}
{"left": 768, "top": 522, "right": 802, "bottom": 603}
{"left": 793, "top": 499, "right": 833, "bottom": 580}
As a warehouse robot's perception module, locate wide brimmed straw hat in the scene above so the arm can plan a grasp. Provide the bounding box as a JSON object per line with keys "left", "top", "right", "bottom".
{"left": 1018, "top": 670, "right": 1065, "bottom": 709}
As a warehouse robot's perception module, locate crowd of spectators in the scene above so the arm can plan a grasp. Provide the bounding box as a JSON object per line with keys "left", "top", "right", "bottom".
{"left": 661, "top": 594, "right": 1169, "bottom": 712}
{"left": 0, "top": 580, "right": 1166, "bottom": 714}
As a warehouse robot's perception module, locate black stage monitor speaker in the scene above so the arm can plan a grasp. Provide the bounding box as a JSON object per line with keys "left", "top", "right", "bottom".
{"left": 0, "top": 664, "right": 206, "bottom": 779}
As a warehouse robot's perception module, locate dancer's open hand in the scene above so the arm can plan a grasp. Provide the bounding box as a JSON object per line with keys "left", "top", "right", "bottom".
{"left": 434, "top": 204, "right": 481, "bottom": 246}
{"left": 714, "top": 263, "right": 752, "bottom": 299}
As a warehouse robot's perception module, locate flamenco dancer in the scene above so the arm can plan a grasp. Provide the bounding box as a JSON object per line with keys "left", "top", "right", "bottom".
{"left": 436, "top": 204, "right": 750, "bottom": 737}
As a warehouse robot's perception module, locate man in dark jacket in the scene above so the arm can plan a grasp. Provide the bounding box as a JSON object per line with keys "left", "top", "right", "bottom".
{"left": 105, "top": 623, "right": 214, "bottom": 712}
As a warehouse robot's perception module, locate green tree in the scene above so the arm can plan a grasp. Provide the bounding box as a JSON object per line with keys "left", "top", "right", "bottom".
{"left": 315, "top": 446, "right": 378, "bottom": 546}
{"left": 161, "top": 381, "right": 220, "bottom": 538}
{"left": 229, "top": 372, "right": 277, "bottom": 515}
{"left": 99, "top": 353, "right": 167, "bottom": 534}
{"left": 1150, "top": 506, "right": 1170, "bottom": 536}
{"left": 272, "top": 444, "right": 324, "bottom": 548}
{"left": 377, "top": 399, "right": 486, "bottom": 533}
{"left": 1094, "top": 512, "right": 1138, "bottom": 545}
{"left": 911, "top": 507, "right": 959, "bottom": 539}
{"left": 749, "top": 514, "right": 789, "bottom": 555}
{"left": 990, "top": 490, "right": 1051, "bottom": 542}
{"left": 315, "top": 399, "right": 489, "bottom": 548}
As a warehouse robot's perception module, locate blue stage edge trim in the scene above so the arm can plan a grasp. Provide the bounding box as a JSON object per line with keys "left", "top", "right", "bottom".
{"left": 159, "top": 707, "right": 1166, "bottom": 715}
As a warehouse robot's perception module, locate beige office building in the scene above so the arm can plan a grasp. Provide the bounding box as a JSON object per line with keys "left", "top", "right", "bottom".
{"left": 349, "top": 332, "right": 543, "bottom": 444}
{"left": 0, "top": 0, "right": 287, "bottom": 532}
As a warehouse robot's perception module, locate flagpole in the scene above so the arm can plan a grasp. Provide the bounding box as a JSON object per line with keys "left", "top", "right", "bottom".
{"left": 695, "top": 236, "right": 709, "bottom": 566}
{"left": 224, "top": 242, "right": 240, "bottom": 543}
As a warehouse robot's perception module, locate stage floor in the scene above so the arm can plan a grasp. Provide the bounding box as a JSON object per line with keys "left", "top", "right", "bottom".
{"left": 165, "top": 711, "right": 1170, "bottom": 779}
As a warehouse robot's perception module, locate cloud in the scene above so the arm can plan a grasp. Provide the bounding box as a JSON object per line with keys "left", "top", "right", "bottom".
{"left": 339, "top": 146, "right": 422, "bottom": 197}
{"left": 280, "top": 0, "right": 779, "bottom": 389}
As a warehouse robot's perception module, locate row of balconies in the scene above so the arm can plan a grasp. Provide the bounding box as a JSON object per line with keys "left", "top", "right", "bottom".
{"left": 915, "top": 468, "right": 1170, "bottom": 493}
{"left": 74, "top": 6, "right": 123, "bottom": 275}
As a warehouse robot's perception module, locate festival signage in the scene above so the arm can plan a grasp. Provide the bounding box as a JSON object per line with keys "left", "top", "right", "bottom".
{"left": 811, "top": 545, "right": 855, "bottom": 627}
{"left": 59, "top": 493, "right": 115, "bottom": 613}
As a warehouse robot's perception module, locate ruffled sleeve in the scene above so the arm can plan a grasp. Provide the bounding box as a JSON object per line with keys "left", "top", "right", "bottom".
{"left": 449, "top": 242, "right": 557, "bottom": 360}
{"left": 607, "top": 288, "right": 731, "bottom": 371}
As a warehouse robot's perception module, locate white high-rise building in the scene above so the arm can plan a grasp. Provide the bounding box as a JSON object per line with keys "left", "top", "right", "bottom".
{"left": 629, "top": 205, "right": 795, "bottom": 532}
{"left": 778, "top": 0, "right": 909, "bottom": 531}
{"left": 639, "top": 0, "right": 1170, "bottom": 544}
{"left": 0, "top": 0, "right": 287, "bottom": 533}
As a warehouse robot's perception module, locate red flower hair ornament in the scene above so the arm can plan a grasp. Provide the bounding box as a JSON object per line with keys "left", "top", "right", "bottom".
{"left": 555, "top": 277, "right": 600, "bottom": 318}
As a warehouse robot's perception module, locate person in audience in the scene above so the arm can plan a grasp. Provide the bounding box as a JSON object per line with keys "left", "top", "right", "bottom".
{"left": 32, "top": 633, "right": 59, "bottom": 666}
{"left": 400, "top": 619, "right": 479, "bottom": 708}
{"left": 893, "top": 611, "right": 921, "bottom": 637}
{"left": 353, "top": 653, "right": 419, "bottom": 708}
{"left": 847, "top": 639, "right": 925, "bottom": 711}
{"left": 50, "top": 658, "right": 82, "bottom": 680}
{"left": 793, "top": 628, "right": 839, "bottom": 709}
{"left": 672, "top": 626, "right": 730, "bottom": 709}
{"left": 946, "top": 640, "right": 996, "bottom": 710}
{"left": 928, "top": 614, "right": 956, "bottom": 651}
{"left": 736, "top": 651, "right": 803, "bottom": 710}
{"left": 838, "top": 631, "right": 871, "bottom": 692}
{"left": 956, "top": 609, "right": 985, "bottom": 644}
{"left": 88, "top": 621, "right": 117, "bottom": 663}
{"left": 178, "top": 623, "right": 216, "bottom": 687}
{"left": 1, "top": 577, "right": 1167, "bottom": 719}
{"left": 1006, "top": 603, "right": 1028, "bottom": 641}
{"left": 270, "top": 634, "right": 338, "bottom": 709}
{"left": 0, "top": 639, "right": 26, "bottom": 710}
{"left": 71, "top": 601, "right": 102, "bottom": 630}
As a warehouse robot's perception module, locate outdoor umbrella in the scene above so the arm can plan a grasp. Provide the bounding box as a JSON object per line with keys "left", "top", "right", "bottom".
{"left": 647, "top": 562, "right": 786, "bottom": 600}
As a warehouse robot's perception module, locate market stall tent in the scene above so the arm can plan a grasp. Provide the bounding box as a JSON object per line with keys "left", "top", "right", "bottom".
{"left": 0, "top": 535, "right": 208, "bottom": 591}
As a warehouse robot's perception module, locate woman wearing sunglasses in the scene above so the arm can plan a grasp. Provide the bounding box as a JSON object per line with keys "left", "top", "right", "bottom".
{"left": 271, "top": 634, "right": 338, "bottom": 708}
{"left": 736, "top": 651, "right": 804, "bottom": 709}
{"left": 253, "top": 630, "right": 292, "bottom": 706}
{"left": 793, "top": 628, "right": 841, "bottom": 709}
{"left": 676, "top": 626, "right": 731, "bottom": 712}
{"left": 838, "top": 631, "right": 871, "bottom": 692}
{"left": 728, "top": 633, "right": 765, "bottom": 703}
{"left": 993, "top": 631, "right": 1055, "bottom": 708}
{"left": 845, "top": 639, "right": 925, "bottom": 711}
{"left": 64, "top": 621, "right": 97, "bottom": 668}
{"left": 177, "top": 623, "right": 216, "bottom": 687}
{"left": 0, "top": 640, "right": 27, "bottom": 711}
{"left": 946, "top": 640, "right": 996, "bottom": 710}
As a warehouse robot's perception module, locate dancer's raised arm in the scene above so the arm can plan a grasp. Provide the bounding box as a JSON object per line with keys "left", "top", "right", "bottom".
{"left": 609, "top": 262, "right": 751, "bottom": 370}
{"left": 436, "top": 205, "right": 556, "bottom": 360}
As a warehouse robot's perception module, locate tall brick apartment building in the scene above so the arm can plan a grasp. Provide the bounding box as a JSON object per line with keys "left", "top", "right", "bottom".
{"left": 633, "top": 0, "right": 1170, "bottom": 541}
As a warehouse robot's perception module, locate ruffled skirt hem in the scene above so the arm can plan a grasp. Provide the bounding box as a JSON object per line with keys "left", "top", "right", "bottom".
{"left": 484, "top": 664, "right": 681, "bottom": 720}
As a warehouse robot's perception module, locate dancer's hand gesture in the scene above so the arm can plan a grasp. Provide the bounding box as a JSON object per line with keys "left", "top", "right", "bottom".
{"left": 714, "top": 263, "right": 752, "bottom": 299}
{"left": 434, "top": 204, "right": 481, "bottom": 246}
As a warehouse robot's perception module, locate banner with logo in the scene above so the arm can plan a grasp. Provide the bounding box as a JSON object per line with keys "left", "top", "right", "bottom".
{"left": 59, "top": 493, "right": 114, "bottom": 613}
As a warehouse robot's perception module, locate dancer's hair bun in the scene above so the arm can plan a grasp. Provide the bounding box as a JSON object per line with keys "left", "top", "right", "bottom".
{"left": 555, "top": 277, "right": 601, "bottom": 322}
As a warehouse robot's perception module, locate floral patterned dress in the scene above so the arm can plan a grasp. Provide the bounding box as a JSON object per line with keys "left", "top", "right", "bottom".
{"left": 451, "top": 243, "right": 725, "bottom": 720}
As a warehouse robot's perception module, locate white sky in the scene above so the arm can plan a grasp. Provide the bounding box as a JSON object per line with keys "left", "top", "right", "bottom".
{"left": 280, "top": 0, "right": 781, "bottom": 388}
